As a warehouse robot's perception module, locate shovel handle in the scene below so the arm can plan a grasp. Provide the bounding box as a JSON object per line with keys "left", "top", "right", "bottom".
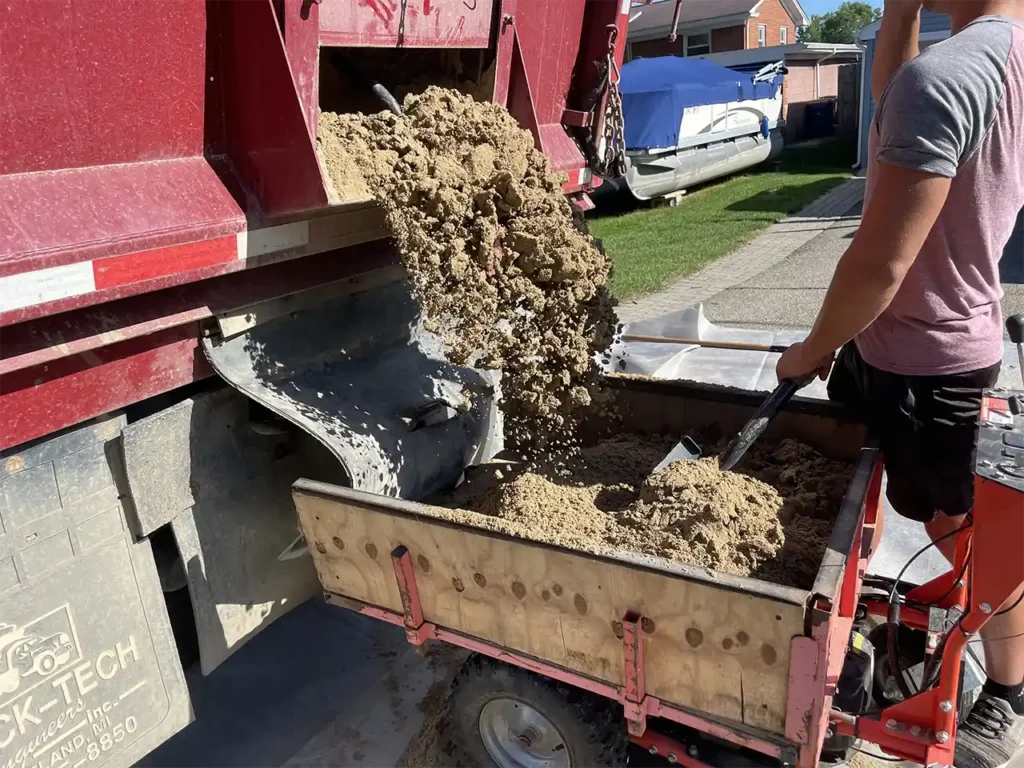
{"left": 718, "top": 379, "right": 801, "bottom": 472}
{"left": 620, "top": 335, "right": 789, "bottom": 354}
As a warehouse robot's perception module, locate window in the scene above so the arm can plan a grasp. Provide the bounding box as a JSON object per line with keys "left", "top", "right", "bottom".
{"left": 684, "top": 32, "right": 711, "bottom": 56}
{"left": 757, "top": 24, "right": 767, "bottom": 47}
{"left": 780, "top": 25, "right": 788, "bottom": 44}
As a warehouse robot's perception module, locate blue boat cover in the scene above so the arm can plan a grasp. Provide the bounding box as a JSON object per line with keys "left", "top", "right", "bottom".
{"left": 620, "top": 57, "right": 783, "bottom": 151}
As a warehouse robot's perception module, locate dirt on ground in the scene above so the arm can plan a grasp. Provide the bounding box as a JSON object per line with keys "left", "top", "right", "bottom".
{"left": 433, "top": 435, "right": 852, "bottom": 589}
{"left": 396, "top": 643, "right": 468, "bottom": 768}
{"left": 317, "top": 88, "right": 616, "bottom": 453}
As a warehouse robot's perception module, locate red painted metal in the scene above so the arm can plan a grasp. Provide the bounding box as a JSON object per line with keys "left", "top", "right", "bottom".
{"left": 786, "top": 635, "right": 820, "bottom": 745}
{"left": 0, "top": 0, "right": 207, "bottom": 176}
{"left": 210, "top": 0, "right": 329, "bottom": 214}
{"left": 0, "top": 158, "right": 244, "bottom": 278}
{"left": 280, "top": 0, "right": 321, "bottom": 138}
{"left": 391, "top": 545, "right": 434, "bottom": 645}
{"left": 0, "top": 247, "right": 395, "bottom": 448}
{"left": 492, "top": 1, "right": 590, "bottom": 172}
{"left": 318, "top": 0, "right": 496, "bottom": 48}
{"left": 92, "top": 236, "right": 238, "bottom": 290}
{"left": 789, "top": 458, "right": 883, "bottom": 768}
{"left": 831, "top": 464, "right": 1024, "bottom": 767}
{"left": 0, "top": 325, "right": 211, "bottom": 450}
{"left": 1, "top": 246, "right": 391, "bottom": 376}
{"left": 1, "top": 0, "right": 628, "bottom": 453}
{"left": 622, "top": 613, "right": 647, "bottom": 737}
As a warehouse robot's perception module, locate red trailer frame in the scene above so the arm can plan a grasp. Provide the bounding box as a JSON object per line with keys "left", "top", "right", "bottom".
{"left": 316, "top": 396, "right": 1024, "bottom": 768}
{"left": 316, "top": 461, "right": 885, "bottom": 768}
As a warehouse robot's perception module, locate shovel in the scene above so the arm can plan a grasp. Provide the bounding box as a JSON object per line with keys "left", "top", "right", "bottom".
{"left": 651, "top": 380, "right": 801, "bottom": 475}
{"left": 718, "top": 378, "right": 801, "bottom": 471}
{"left": 638, "top": 337, "right": 796, "bottom": 474}
{"left": 652, "top": 434, "right": 702, "bottom": 473}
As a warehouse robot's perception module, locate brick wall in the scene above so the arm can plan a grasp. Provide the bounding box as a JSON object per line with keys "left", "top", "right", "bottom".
{"left": 748, "top": 0, "right": 795, "bottom": 47}
{"left": 631, "top": 24, "right": 746, "bottom": 58}
{"left": 712, "top": 25, "right": 745, "bottom": 52}
{"left": 782, "top": 61, "right": 846, "bottom": 141}
{"left": 786, "top": 62, "right": 817, "bottom": 103}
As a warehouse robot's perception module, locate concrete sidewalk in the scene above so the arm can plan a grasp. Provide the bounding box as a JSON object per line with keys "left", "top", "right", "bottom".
{"left": 617, "top": 177, "right": 866, "bottom": 324}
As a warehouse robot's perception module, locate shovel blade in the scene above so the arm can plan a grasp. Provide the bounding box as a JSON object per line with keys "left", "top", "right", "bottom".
{"left": 653, "top": 435, "right": 701, "bottom": 474}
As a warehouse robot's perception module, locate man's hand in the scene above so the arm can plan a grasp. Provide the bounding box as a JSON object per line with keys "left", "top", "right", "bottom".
{"left": 776, "top": 342, "right": 835, "bottom": 383}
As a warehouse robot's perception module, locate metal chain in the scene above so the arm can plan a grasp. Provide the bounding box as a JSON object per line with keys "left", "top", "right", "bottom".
{"left": 594, "top": 25, "right": 627, "bottom": 179}
{"left": 397, "top": 0, "right": 407, "bottom": 47}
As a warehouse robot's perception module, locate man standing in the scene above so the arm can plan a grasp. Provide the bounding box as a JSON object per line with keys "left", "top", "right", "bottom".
{"left": 777, "top": 2, "right": 1024, "bottom": 766}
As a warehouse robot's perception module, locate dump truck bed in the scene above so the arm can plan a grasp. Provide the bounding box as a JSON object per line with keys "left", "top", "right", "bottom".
{"left": 293, "top": 378, "right": 879, "bottom": 739}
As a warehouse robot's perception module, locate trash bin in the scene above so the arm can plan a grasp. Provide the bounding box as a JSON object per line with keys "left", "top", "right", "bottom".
{"left": 806, "top": 100, "right": 835, "bottom": 139}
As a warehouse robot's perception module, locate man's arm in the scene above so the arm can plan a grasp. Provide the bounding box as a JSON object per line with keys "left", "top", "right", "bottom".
{"left": 872, "top": 1, "right": 922, "bottom": 104}
{"left": 776, "top": 162, "right": 951, "bottom": 381}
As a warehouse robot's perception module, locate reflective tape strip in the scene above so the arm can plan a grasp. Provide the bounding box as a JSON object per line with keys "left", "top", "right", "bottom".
{"left": 0, "top": 262, "right": 96, "bottom": 313}
{"left": 237, "top": 220, "right": 310, "bottom": 261}
{"left": 7, "top": 218, "right": 329, "bottom": 315}
{"left": 563, "top": 168, "right": 592, "bottom": 188}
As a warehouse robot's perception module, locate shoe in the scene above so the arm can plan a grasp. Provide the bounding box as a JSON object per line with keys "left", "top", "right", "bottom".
{"left": 954, "top": 693, "right": 1024, "bottom": 768}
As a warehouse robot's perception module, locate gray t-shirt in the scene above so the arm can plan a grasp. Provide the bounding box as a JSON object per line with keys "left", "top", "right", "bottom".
{"left": 857, "top": 15, "right": 1024, "bottom": 375}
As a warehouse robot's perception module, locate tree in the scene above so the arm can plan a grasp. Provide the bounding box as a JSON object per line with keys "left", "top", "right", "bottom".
{"left": 798, "top": 1, "right": 881, "bottom": 44}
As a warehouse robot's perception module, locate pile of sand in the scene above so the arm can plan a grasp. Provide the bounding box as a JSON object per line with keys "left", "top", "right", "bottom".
{"left": 318, "top": 88, "right": 615, "bottom": 452}
{"left": 437, "top": 436, "right": 852, "bottom": 589}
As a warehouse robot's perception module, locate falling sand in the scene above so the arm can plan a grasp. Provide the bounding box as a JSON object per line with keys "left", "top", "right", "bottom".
{"left": 318, "top": 88, "right": 615, "bottom": 454}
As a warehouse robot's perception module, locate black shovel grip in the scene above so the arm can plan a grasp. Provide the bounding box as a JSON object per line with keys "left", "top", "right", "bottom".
{"left": 718, "top": 379, "right": 801, "bottom": 471}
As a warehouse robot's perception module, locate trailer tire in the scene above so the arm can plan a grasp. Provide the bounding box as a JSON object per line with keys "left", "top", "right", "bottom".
{"left": 450, "top": 654, "right": 628, "bottom": 768}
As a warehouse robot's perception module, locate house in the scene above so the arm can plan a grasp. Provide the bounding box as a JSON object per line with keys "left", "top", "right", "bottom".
{"left": 700, "top": 43, "right": 862, "bottom": 141}
{"left": 855, "top": 10, "right": 952, "bottom": 170}
{"left": 628, "top": 0, "right": 810, "bottom": 60}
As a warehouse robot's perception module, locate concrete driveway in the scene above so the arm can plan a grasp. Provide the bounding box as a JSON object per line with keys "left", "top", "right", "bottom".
{"left": 702, "top": 201, "right": 1024, "bottom": 331}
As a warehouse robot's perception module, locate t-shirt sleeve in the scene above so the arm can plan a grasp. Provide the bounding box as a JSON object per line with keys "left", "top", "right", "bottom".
{"left": 875, "top": 40, "right": 1006, "bottom": 178}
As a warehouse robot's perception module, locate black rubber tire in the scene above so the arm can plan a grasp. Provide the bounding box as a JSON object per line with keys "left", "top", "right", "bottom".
{"left": 449, "top": 654, "right": 629, "bottom": 767}
{"left": 867, "top": 623, "right": 926, "bottom": 708}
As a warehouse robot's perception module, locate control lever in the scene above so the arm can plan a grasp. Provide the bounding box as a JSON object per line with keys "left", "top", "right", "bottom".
{"left": 1008, "top": 314, "right": 1024, "bottom": 388}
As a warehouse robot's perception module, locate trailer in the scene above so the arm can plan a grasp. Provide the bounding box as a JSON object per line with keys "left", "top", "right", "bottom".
{"left": 0, "top": 2, "right": 629, "bottom": 764}
{"left": 292, "top": 376, "right": 884, "bottom": 765}
{"left": 293, "top": 374, "right": 1024, "bottom": 768}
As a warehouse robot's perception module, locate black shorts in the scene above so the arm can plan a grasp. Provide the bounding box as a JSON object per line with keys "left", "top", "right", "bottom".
{"left": 827, "top": 342, "right": 1000, "bottom": 523}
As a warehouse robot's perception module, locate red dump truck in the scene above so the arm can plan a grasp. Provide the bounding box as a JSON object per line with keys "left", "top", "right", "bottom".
{"left": 0, "top": 2, "right": 629, "bottom": 763}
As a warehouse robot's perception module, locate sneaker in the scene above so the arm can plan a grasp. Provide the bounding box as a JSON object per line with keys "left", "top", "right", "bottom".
{"left": 954, "top": 693, "right": 1024, "bottom": 768}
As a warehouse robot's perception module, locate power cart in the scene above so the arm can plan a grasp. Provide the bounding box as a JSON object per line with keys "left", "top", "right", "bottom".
{"left": 294, "top": 316, "right": 1024, "bottom": 768}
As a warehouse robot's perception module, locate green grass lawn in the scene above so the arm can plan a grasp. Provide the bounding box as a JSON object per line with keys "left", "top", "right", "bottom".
{"left": 588, "top": 138, "right": 856, "bottom": 300}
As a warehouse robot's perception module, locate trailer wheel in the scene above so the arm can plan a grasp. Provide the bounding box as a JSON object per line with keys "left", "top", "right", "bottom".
{"left": 867, "top": 623, "right": 926, "bottom": 707}
{"left": 450, "top": 655, "right": 628, "bottom": 768}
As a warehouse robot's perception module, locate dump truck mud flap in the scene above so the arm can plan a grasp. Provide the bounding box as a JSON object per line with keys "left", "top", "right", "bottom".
{"left": 0, "top": 416, "right": 191, "bottom": 767}
{"left": 119, "top": 389, "right": 328, "bottom": 676}
{"left": 201, "top": 274, "right": 503, "bottom": 501}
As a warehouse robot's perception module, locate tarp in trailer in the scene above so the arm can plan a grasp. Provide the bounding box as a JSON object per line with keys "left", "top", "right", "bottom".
{"left": 620, "top": 56, "right": 783, "bottom": 151}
